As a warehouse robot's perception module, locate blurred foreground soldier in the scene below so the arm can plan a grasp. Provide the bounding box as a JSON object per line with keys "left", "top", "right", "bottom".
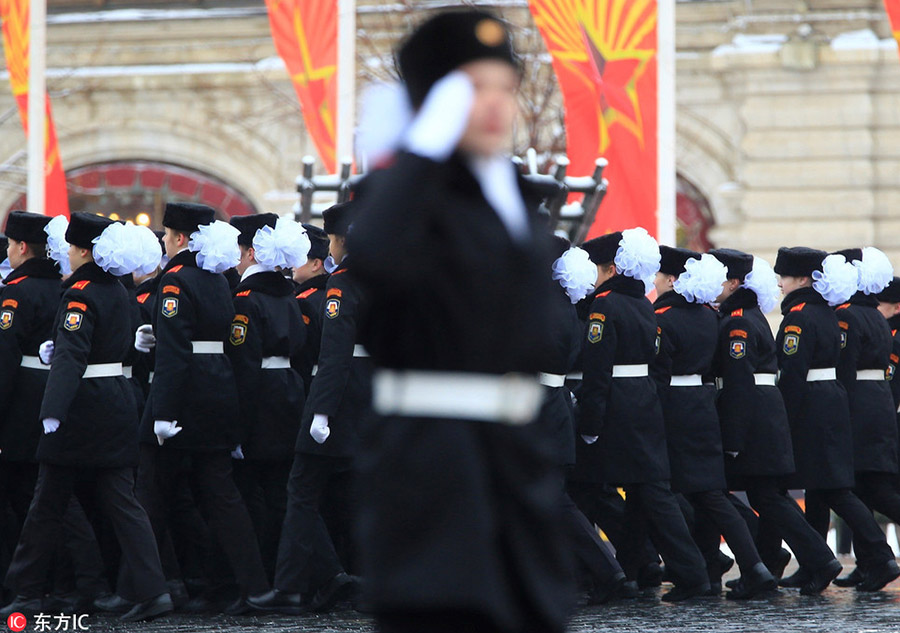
{"left": 138, "top": 203, "right": 270, "bottom": 613}
{"left": 774, "top": 248, "right": 897, "bottom": 593}
{"left": 293, "top": 223, "right": 331, "bottom": 393}
{"left": 1, "top": 214, "right": 172, "bottom": 622}
{"left": 347, "top": 10, "right": 573, "bottom": 633}
{"left": 578, "top": 230, "right": 708, "bottom": 602}
{"left": 228, "top": 213, "right": 308, "bottom": 578}
{"left": 712, "top": 250, "right": 835, "bottom": 586}
{"left": 548, "top": 240, "right": 625, "bottom": 604}
{"left": 652, "top": 248, "right": 775, "bottom": 599}
{"left": 249, "top": 203, "right": 367, "bottom": 615}
{"left": 827, "top": 248, "right": 900, "bottom": 590}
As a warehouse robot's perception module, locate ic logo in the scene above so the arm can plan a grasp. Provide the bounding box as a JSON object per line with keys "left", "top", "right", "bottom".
{"left": 6, "top": 612, "right": 26, "bottom": 632}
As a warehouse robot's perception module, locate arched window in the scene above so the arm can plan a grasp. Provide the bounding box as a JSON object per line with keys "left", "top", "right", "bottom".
{"left": 676, "top": 174, "right": 715, "bottom": 252}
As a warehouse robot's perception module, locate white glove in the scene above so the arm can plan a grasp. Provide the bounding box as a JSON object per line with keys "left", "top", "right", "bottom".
{"left": 581, "top": 435, "right": 599, "bottom": 445}
{"left": 42, "top": 418, "right": 60, "bottom": 434}
{"left": 135, "top": 324, "right": 156, "bottom": 353}
{"left": 310, "top": 414, "right": 330, "bottom": 444}
{"left": 231, "top": 445, "right": 245, "bottom": 460}
{"left": 39, "top": 340, "right": 54, "bottom": 365}
{"left": 154, "top": 420, "right": 182, "bottom": 445}
{"left": 404, "top": 71, "right": 475, "bottom": 162}
{"left": 725, "top": 451, "right": 739, "bottom": 458}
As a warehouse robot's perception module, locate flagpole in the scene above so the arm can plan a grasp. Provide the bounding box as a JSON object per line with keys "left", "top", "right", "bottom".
{"left": 27, "top": 0, "right": 46, "bottom": 215}
{"left": 336, "top": 0, "right": 356, "bottom": 174}
{"left": 656, "top": 0, "right": 676, "bottom": 245}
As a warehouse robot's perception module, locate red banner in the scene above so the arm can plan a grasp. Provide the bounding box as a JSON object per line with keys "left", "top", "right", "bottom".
{"left": 1, "top": 0, "right": 69, "bottom": 216}
{"left": 887, "top": 0, "right": 900, "bottom": 55}
{"left": 265, "top": 0, "right": 338, "bottom": 174}
{"left": 529, "top": 0, "right": 658, "bottom": 238}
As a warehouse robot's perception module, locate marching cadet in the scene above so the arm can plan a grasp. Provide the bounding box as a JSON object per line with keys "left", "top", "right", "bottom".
{"left": 227, "top": 213, "right": 308, "bottom": 579}
{"left": 875, "top": 277, "right": 900, "bottom": 412}
{"left": 652, "top": 247, "right": 775, "bottom": 599}
{"left": 548, "top": 238, "right": 626, "bottom": 604}
{"left": 293, "top": 223, "right": 331, "bottom": 393}
{"left": 774, "top": 247, "right": 898, "bottom": 593}
{"left": 0, "top": 212, "right": 62, "bottom": 556}
{"left": 827, "top": 248, "right": 900, "bottom": 589}
{"left": 138, "top": 202, "right": 270, "bottom": 613}
{"left": 711, "top": 249, "right": 837, "bottom": 589}
{"left": 348, "top": 11, "right": 573, "bottom": 632}
{"left": 248, "top": 202, "right": 366, "bottom": 615}
{"left": 0, "top": 213, "right": 172, "bottom": 622}
{"left": 577, "top": 229, "right": 708, "bottom": 602}
{"left": 132, "top": 230, "right": 165, "bottom": 398}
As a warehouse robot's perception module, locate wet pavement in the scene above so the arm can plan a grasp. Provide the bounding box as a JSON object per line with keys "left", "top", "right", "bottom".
{"left": 14, "top": 559, "right": 900, "bottom": 632}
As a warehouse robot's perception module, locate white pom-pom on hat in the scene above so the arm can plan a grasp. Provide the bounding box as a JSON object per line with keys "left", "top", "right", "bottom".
{"left": 855, "top": 247, "right": 893, "bottom": 295}
{"left": 131, "top": 224, "right": 163, "bottom": 277}
{"left": 253, "top": 217, "right": 311, "bottom": 271}
{"left": 615, "top": 227, "right": 660, "bottom": 294}
{"left": 93, "top": 222, "right": 145, "bottom": 276}
{"left": 673, "top": 254, "right": 727, "bottom": 304}
{"left": 812, "top": 254, "right": 859, "bottom": 306}
{"left": 552, "top": 247, "right": 599, "bottom": 304}
{"left": 743, "top": 257, "right": 780, "bottom": 313}
{"left": 44, "top": 215, "right": 71, "bottom": 276}
{"left": 190, "top": 221, "right": 241, "bottom": 274}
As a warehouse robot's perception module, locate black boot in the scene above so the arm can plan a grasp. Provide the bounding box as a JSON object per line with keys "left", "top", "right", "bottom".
{"left": 799, "top": 560, "right": 842, "bottom": 595}
{"left": 856, "top": 559, "right": 900, "bottom": 592}
{"left": 120, "top": 593, "right": 174, "bottom": 622}
{"left": 779, "top": 566, "right": 811, "bottom": 588}
{"left": 726, "top": 563, "right": 778, "bottom": 600}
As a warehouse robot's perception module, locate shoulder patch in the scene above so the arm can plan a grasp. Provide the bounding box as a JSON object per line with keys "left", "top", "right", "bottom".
{"left": 67, "top": 301, "right": 88, "bottom": 311}
{"left": 161, "top": 296, "right": 179, "bottom": 318}
{"left": 783, "top": 333, "right": 800, "bottom": 355}
{"left": 730, "top": 309, "right": 743, "bottom": 317}
{"left": 297, "top": 287, "right": 318, "bottom": 300}
{"left": 729, "top": 329, "right": 748, "bottom": 339}
{"left": 730, "top": 340, "right": 746, "bottom": 359}
{"left": 2, "top": 298, "right": 18, "bottom": 308}
{"left": 785, "top": 325, "right": 802, "bottom": 335}
{"left": 64, "top": 311, "right": 83, "bottom": 331}
{"left": 325, "top": 297, "right": 341, "bottom": 319}
{"left": 167, "top": 265, "right": 183, "bottom": 274}
{"left": 589, "top": 312, "right": 606, "bottom": 322}
{"left": 587, "top": 320, "right": 604, "bottom": 344}
{"left": 236, "top": 290, "right": 252, "bottom": 297}
{"left": 72, "top": 280, "right": 91, "bottom": 290}
{"left": 892, "top": 354, "right": 899, "bottom": 364}
{"left": 136, "top": 292, "right": 151, "bottom": 304}
{"left": 229, "top": 320, "right": 247, "bottom": 346}
{"left": 838, "top": 321, "right": 849, "bottom": 330}
{"left": 233, "top": 314, "right": 249, "bottom": 324}
{"left": 162, "top": 285, "right": 180, "bottom": 295}
{"left": 790, "top": 302, "right": 806, "bottom": 313}
{"left": 655, "top": 306, "right": 672, "bottom": 315}
{"left": 0, "top": 310, "right": 13, "bottom": 330}
{"left": 327, "top": 288, "right": 343, "bottom": 298}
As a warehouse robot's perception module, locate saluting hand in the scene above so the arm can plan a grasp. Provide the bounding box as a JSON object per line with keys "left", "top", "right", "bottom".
{"left": 404, "top": 71, "right": 475, "bottom": 162}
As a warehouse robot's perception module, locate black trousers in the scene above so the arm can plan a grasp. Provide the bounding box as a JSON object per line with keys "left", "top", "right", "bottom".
{"left": 856, "top": 471, "right": 900, "bottom": 525}
{"left": 274, "top": 453, "right": 350, "bottom": 594}
{"left": 233, "top": 458, "right": 292, "bottom": 582}
{"left": 620, "top": 481, "right": 707, "bottom": 587}
{"left": 744, "top": 477, "right": 834, "bottom": 571}
{"left": 687, "top": 489, "right": 762, "bottom": 577}
{"left": 566, "top": 481, "right": 659, "bottom": 571}
{"left": 805, "top": 488, "right": 893, "bottom": 572}
{"left": 4, "top": 463, "right": 166, "bottom": 603}
{"left": 146, "top": 448, "right": 269, "bottom": 596}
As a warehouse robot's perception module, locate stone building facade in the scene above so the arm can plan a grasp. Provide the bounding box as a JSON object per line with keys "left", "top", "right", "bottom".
{"left": 0, "top": 0, "right": 897, "bottom": 265}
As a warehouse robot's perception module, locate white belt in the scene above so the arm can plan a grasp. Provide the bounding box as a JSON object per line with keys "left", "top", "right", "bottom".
{"left": 539, "top": 372, "right": 566, "bottom": 388}
{"left": 807, "top": 368, "right": 837, "bottom": 382}
{"left": 311, "top": 364, "right": 318, "bottom": 376}
{"left": 566, "top": 372, "right": 583, "bottom": 381}
{"left": 82, "top": 362, "right": 124, "bottom": 379}
{"left": 261, "top": 356, "right": 291, "bottom": 370}
{"left": 148, "top": 371, "right": 154, "bottom": 384}
{"left": 754, "top": 373, "right": 777, "bottom": 386}
{"left": 353, "top": 345, "right": 369, "bottom": 358}
{"left": 857, "top": 369, "right": 885, "bottom": 381}
{"left": 123, "top": 366, "right": 133, "bottom": 379}
{"left": 20, "top": 355, "right": 50, "bottom": 371}
{"left": 612, "top": 364, "right": 648, "bottom": 378}
{"left": 670, "top": 374, "right": 702, "bottom": 387}
{"left": 192, "top": 341, "right": 223, "bottom": 354}
{"left": 373, "top": 370, "right": 543, "bottom": 425}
